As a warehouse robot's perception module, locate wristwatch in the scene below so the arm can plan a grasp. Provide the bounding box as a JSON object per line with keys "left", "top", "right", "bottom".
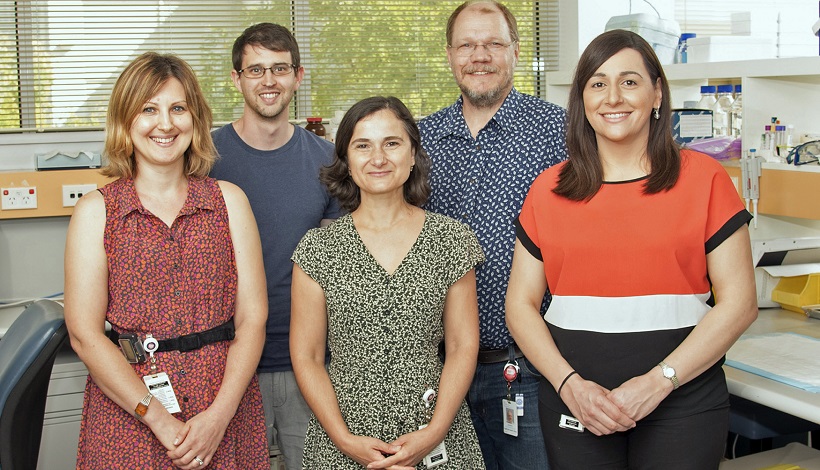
{"left": 658, "top": 361, "right": 679, "bottom": 390}
{"left": 134, "top": 392, "right": 153, "bottom": 420}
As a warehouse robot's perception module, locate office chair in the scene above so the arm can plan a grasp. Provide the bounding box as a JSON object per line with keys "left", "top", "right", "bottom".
{"left": 0, "top": 300, "right": 68, "bottom": 470}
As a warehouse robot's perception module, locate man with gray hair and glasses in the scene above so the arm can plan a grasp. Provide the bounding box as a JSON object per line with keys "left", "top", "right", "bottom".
{"left": 210, "top": 22, "right": 342, "bottom": 470}
{"left": 419, "top": 2, "right": 567, "bottom": 468}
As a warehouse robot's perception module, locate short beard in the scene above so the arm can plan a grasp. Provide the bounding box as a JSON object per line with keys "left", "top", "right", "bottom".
{"left": 461, "top": 84, "right": 506, "bottom": 109}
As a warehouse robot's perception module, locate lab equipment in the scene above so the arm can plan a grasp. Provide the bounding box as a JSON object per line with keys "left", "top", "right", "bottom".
{"left": 604, "top": 13, "right": 681, "bottom": 64}
{"left": 713, "top": 84, "right": 734, "bottom": 137}
{"left": 786, "top": 140, "right": 820, "bottom": 165}
{"left": 674, "top": 32, "right": 697, "bottom": 64}
{"left": 730, "top": 85, "right": 743, "bottom": 137}
{"left": 740, "top": 148, "right": 763, "bottom": 228}
{"left": 696, "top": 85, "right": 717, "bottom": 111}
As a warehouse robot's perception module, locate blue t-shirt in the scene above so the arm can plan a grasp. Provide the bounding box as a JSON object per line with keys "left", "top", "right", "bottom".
{"left": 419, "top": 88, "right": 567, "bottom": 349}
{"left": 211, "top": 124, "right": 343, "bottom": 371}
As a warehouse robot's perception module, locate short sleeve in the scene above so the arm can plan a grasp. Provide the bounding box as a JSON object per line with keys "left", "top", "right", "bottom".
{"left": 291, "top": 228, "right": 327, "bottom": 288}
{"left": 514, "top": 175, "right": 546, "bottom": 261}
{"left": 702, "top": 155, "right": 753, "bottom": 254}
{"left": 441, "top": 218, "right": 485, "bottom": 287}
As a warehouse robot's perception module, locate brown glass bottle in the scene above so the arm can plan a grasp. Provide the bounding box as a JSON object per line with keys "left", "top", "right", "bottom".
{"left": 305, "top": 117, "right": 326, "bottom": 137}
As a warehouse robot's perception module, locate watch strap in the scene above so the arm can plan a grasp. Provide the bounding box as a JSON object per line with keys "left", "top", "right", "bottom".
{"left": 658, "top": 361, "right": 680, "bottom": 390}
{"left": 135, "top": 392, "right": 153, "bottom": 420}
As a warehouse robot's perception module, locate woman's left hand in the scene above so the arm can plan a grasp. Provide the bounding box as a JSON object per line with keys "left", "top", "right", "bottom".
{"left": 607, "top": 370, "right": 672, "bottom": 422}
{"left": 365, "top": 426, "right": 440, "bottom": 470}
{"left": 166, "top": 407, "right": 231, "bottom": 469}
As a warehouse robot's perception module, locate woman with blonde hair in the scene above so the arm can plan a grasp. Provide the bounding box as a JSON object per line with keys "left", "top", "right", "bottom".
{"left": 65, "top": 52, "right": 268, "bottom": 469}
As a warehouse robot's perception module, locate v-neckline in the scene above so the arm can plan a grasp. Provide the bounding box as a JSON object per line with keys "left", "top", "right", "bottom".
{"left": 349, "top": 211, "right": 428, "bottom": 277}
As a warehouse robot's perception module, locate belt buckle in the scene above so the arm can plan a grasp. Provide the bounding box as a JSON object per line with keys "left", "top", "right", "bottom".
{"left": 178, "top": 333, "right": 201, "bottom": 352}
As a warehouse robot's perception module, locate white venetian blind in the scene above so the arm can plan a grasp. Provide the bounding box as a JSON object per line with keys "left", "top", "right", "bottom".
{"left": 0, "top": 0, "right": 556, "bottom": 132}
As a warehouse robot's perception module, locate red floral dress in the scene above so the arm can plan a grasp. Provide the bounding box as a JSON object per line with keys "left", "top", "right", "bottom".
{"left": 75, "top": 177, "right": 267, "bottom": 469}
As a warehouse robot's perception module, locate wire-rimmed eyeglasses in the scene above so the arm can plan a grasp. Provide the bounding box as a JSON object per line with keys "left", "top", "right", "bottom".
{"left": 238, "top": 63, "right": 297, "bottom": 79}
{"left": 448, "top": 41, "right": 517, "bottom": 57}
{"left": 786, "top": 140, "right": 820, "bottom": 165}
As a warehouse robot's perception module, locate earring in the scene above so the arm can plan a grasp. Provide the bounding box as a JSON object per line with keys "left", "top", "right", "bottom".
{"left": 653, "top": 107, "right": 660, "bottom": 120}
{"left": 410, "top": 165, "right": 414, "bottom": 172}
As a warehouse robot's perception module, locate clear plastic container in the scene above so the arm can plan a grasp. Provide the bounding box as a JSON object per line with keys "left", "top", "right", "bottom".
{"left": 712, "top": 84, "right": 734, "bottom": 137}
{"left": 730, "top": 85, "right": 743, "bottom": 138}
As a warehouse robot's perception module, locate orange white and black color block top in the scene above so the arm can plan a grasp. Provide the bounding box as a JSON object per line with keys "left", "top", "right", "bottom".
{"left": 515, "top": 149, "right": 752, "bottom": 419}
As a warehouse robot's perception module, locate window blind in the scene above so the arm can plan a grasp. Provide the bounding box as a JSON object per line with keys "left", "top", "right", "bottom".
{"left": 0, "top": 0, "right": 554, "bottom": 133}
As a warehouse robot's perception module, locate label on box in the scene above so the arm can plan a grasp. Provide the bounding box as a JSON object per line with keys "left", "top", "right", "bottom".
{"left": 672, "top": 109, "right": 713, "bottom": 144}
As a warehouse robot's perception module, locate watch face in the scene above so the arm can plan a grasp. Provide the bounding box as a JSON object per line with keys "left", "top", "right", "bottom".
{"left": 663, "top": 366, "right": 675, "bottom": 378}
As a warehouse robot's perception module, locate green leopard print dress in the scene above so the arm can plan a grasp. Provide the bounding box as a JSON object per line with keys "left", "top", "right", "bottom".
{"left": 293, "top": 211, "right": 486, "bottom": 469}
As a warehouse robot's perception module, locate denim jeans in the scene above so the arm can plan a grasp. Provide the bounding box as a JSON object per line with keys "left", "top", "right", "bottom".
{"left": 258, "top": 371, "right": 312, "bottom": 470}
{"left": 468, "top": 357, "right": 550, "bottom": 469}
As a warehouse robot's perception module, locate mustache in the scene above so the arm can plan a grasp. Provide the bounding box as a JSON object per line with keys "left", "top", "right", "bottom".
{"left": 463, "top": 66, "right": 498, "bottom": 74}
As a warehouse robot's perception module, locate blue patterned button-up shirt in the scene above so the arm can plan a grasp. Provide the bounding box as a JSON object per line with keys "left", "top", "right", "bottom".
{"left": 419, "top": 88, "right": 567, "bottom": 349}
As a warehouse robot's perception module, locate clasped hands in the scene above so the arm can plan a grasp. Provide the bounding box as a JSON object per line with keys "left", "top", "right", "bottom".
{"left": 560, "top": 371, "right": 673, "bottom": 436}
{"left": 340, "top": 426, "right": 442, "bottom": 470}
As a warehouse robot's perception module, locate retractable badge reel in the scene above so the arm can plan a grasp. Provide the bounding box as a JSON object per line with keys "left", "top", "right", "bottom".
{"left": 143, "top": 334, "right": 159, "bottom": 371}
{"left": 419, "top": 388, "right": 448, "bottom": 468}
{"left": 502, "top": 358, "right": 522, "bottom": 436}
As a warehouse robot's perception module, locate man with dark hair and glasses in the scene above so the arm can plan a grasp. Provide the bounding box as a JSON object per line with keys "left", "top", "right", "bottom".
{"left": 418, "top": 1, "right": 567, "bottom": 468}
{"left": 210, "top": 22, "right": 342, "bottom": 470}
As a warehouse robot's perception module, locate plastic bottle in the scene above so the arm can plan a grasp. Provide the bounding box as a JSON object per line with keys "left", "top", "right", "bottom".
{"left": 760, "top": 125, "right": 776, "bottom": 160}
{"left": 675, "top": 33, "right": 697, "bottom": 64}
{"left": 712, "top": 84, "right": 734, "bottom": 137}
{"left": 305, "top": 117, "right": 326, "bottom": 138}
{"left": 730, "top": 85, "right": 743, "bottom": 138}
{"left": 695, "top": 85, "right": 717, "bottom": 137}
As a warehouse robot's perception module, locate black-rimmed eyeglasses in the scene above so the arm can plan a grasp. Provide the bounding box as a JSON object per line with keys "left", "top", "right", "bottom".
{"left": 238, "top": 63, "right": 297, "bottom": 79}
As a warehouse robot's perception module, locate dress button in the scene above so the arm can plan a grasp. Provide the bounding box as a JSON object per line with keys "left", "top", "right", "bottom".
{"left": 476, "top": 145, "right": 481, "bottom": 150}
{"left": 461, "top": 214, "right": 468, "bottom": 220}
{"left": 174, "top": 290, "right": 181, "bottom": 297}
{"left": 179, "top": 369, "right": 186, "bottom": 375}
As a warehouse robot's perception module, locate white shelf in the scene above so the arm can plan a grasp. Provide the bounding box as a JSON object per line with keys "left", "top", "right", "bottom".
{"left": 546, "top": 57, "right": 820, "bottom": 87}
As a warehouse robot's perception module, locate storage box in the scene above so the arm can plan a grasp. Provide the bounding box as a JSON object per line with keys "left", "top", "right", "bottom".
{"left": 605, "top": 14, "right": 681, "bottom": 65}
{"left": 756, "top": 264, "right": 820, "bottom": 309}
{"left": 671, "top": 108, "right": 712, "bottom": 144}
{"left": 686, "top": 36, "right": 776, "bottom": 63}
{"left": 770, "top": 267, "right": 820, "bottom": 313}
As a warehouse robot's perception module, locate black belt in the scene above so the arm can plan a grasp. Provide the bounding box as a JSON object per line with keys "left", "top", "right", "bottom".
{"left": 477, "top": 343, "right": 524, "bottom": 364}
{"left": 109, "top": 318, "right": 235, "bottom": 353}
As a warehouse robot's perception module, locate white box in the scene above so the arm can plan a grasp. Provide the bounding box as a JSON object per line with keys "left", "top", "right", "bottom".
{"left": 605, "top": 14, "right": 681, "bottom": 64}
{"left": 686, "top": 36, "right": 776, "bottom": 63}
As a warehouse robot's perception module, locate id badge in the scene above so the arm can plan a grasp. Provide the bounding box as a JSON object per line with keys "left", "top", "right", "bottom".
{"left": 515, "top": 392, "right": 524, "bottom": 416}
{"left": 418, "top": 423, "right": 449, "bottom": 468}
{"left": 502, "top": 399, "right": 518, "bottom": 437}
{"left": 143, "top": 372, "right": 181, "bottom": 414}
{"left": 559, "top": 413, "right": 585, "bottom": 433}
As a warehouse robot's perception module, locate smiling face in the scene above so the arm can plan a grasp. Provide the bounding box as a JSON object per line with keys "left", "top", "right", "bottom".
{"left": 347, "top": 108, "right": 415, "bottom": 202}
{"left": 231, "top": 44, "right": 303, "bottom": 122}
{"left": 447, "top": 3, "right": 519, "bottom": 109}
{"left": 582, "top": 48, "right": 662, "bottom": 150}
{"left": 130, "top": 77, "right": 192, "bottom": 171}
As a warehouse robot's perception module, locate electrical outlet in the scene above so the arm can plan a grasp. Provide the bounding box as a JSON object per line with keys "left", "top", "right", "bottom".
{"left": 1, "top": 187, "right": 38, "bottom": 210}
{"left": 62, "top": 184, "right": 98, "bottom": 207}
